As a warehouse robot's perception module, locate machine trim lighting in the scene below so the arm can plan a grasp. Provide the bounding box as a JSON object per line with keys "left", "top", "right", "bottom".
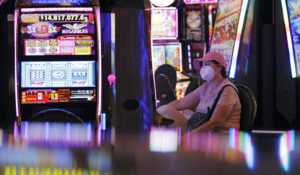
{"left": 230, "top": 0, "right": 250, "bottom": 78}
{"left": 21, "top": 7, "right": 93, "bottom": 13}
{"left": 184, "top": 0, "right": 218, "bottom": 4}
{"left": 281, "top": 0, "right": 298, "bottom": 78}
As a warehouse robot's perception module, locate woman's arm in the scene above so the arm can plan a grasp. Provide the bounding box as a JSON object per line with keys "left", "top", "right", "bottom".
{"left": 190, "top": 86, "right": 238, "bottom": 133}
{"left": 167, "top": 85, "right": 202, "bottom": 111}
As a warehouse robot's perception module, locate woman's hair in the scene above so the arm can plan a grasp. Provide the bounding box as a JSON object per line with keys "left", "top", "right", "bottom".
{"left": 212, "top": 60, "right": 227, "bottom": 78}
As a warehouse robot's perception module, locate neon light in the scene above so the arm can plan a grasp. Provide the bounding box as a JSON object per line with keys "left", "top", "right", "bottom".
{"left": 281, "top": 0, "right": 297, "bottom": 78}
{"left": 184, "top": 0, "right": 218, "bottom": 4}
{"left": 96, "top": 7, "right": 102, "bottom": 117}
{"left": 21, "top": 7, "right": 93, "bottom": 13}
{"left": 229, "top": 0, "right": 250, "bottom": 78}
{"left": 14, "top": 9, "right": 20, "bottom": 119}
{"left": 29, "top": 0, "right": 91, "bottom": 5}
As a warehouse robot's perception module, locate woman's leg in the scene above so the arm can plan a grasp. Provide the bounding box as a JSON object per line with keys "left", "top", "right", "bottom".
{"left": 157, "top": 105, "right": 188, "bottom": 132}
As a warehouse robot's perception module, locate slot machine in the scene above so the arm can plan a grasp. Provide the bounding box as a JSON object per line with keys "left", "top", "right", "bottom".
{"left": 279, "top": 0, "right": 300, "bottom": 128}
{"left": 150, "top": 0, "right": 190, "bottom": 104}
{"left": 209, "top": 0, "right": 250, "bottom": 78}
{"left": 182, "top": 0, "right": 218, "bottom": 73}
{"left": 14, "top": 0, "right": 102, "bottom": 124}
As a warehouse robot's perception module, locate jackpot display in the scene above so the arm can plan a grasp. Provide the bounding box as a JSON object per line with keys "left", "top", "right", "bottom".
{"left": 20, "top": 13, "right": 96, "bottom": 56}
{"left": 210, "top": 0, "right": 243, "bottom": 71}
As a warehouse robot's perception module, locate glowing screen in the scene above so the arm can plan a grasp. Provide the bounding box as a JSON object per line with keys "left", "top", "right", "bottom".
{"left": 151, "top": 8, "right": 178, "bottom": 40}
{"left": 20, "top": 13, "right": 96, "bottom": 56}
{"left": 21, "top": 61, "right": 96, "bottom": 88}
{"left": 287, "top": 0, "right": 300, "bottom": 76}
{"left": 152, "top": 43, "right": 182, "bottom": 71}
{"left": 210, "top": 0, "right": 243, "bottom": 71}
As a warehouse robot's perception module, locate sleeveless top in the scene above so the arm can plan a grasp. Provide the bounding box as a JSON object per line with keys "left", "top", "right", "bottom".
{"left": 195, "top": 79, "right": 241, "bottom": 132}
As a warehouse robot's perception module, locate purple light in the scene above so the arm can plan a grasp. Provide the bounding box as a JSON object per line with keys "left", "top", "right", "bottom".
{"left": 184, "top": 0, "right": 218, "bottom": 5}
{"left": 95, "top": 7, "right": 102, "bottom": 117}
{"left": 21, "top": 7, "right": 93, "bottom": 13}
{"left": 14, "top": 9, "right": 20, "bottom": 119}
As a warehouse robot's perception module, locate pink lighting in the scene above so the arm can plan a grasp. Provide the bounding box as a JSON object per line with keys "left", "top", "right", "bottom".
{"left": 107, "top": 74, "right": 116, "bottom": 86}
{"left": 21, "top": 7, "right": 93, "bottom": 13}
{"left": 95, "top": 7, "right": 102, "bottom": 117}
{"left": 14, "top": 9, "right": 20, "bottom": 120}
{"left": 184, "top": 0, "right": 218, "bottom": 4}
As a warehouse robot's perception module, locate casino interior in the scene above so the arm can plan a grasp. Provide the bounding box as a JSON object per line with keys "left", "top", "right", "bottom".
{"left": 0, "top": 0, "right": 300, "bottom": 174}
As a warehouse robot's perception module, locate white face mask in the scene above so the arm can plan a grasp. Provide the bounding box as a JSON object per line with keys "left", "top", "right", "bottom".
{"left": 200, "top": 65, "right": 215, "bottom": 81}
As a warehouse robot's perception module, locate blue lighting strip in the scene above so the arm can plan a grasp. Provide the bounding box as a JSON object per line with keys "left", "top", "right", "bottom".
{"left": 281, "top": 0, "right": 297, "bottom": 78}
{"left": 229, "top": 0, "right": 250, "bottom": 78}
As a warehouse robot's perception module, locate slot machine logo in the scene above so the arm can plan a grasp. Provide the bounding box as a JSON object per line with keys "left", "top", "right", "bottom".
{"left": 289, "top": 1, "right": 300, "bottom": 19}
{"left": 21, "top": 22, "right": 61, "bottom": 38}
{"left": 62, "top": 23, "right": 88, "bottom": 34}
{"left": 53, "top": 71, "right": 65, "bottom": 79}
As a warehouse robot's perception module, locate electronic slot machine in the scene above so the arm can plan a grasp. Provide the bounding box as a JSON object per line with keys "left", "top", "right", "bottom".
{"left": 209, "top": 0, "right": 250, "bottom": 78}
{"left": 182, "top": 0, "right": 218, "bottom": 74}
{"left": 14, "top": 0, "right": 102, "bottom": 124}
{"left": 150, "top": 0, "right": 189, "bottom": 103}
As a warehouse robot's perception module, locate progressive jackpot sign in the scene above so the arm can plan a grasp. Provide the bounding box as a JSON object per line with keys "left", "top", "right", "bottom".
{"left": 20, "top": 13, "right": 96, "bottom": 56}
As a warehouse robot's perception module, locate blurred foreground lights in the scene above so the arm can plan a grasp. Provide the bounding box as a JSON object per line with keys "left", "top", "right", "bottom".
{"left": 229, "top": 128, "right": 255, "bottom": 170}
{"left": 0, "top": 129, "right": 3, "bottom": 147}
{"left": 279, "top": 130, "right": 295, "bottom": 172}
{"left": 149, "top": 127, "right": 178, "bottom": 153}
{"left": 19, "top": 122, "right": 94, "bottom": 147}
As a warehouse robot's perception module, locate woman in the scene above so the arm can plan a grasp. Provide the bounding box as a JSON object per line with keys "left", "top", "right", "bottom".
{"left": 157, "top": 52, "right": 241, "bottom": 133}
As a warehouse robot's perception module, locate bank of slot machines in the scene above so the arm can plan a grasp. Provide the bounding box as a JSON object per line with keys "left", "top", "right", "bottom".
{"left": 14, "top": 0, "right": 102, "bottom": 123}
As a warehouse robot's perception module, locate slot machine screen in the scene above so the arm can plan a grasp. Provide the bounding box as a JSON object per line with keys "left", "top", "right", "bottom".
{"left": 20, "top": 13, "right": 96, "bottom": 56}
{"left": 152, "top": 43, "right": 182, "bottom": 71}
{"left": 209, "top": 0, "right": 243, "bottom": 71}
{"left": 286, "top": 0, "right": 300, "bottom": 76}
{"left": 21, "top": 61, "right": 96, "bottom": 88}
{"left": 151, "top": 8, "right": 178, "bottom": 40}
{"left": 185, "top": 9, "right": 206, "bottom": 42}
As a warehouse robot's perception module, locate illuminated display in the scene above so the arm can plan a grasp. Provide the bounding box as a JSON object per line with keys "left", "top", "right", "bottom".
{"left": 184, "top": 0, "right": 218, "bottom": 4}
{"left": 210, "top": 0, "right": 243, "bottom": 71}
{"left": 20, "top": 13, "right": 95, "bottom": 56}
{"left": 20, "top": 0, "right": 93, "bottom": 5}
{"left": 21, "top": 61, "right": 96, "bottom": 88}
{"left": 152, "top": 43, "right": 182, "bottom": 71}
{"left": 284, "top": 0, "right": 300, "bottom": 77}
{"left": 150, "top": 0, "right": 175, "bottom": 7}
{"left": 185, "top": 9, "right": 206, "bottom": 41}
{"left": 151, "top": 8, "right": 178, "bottom": 40}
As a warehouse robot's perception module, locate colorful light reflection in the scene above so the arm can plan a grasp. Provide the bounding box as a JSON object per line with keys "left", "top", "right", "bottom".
{"left": 279, "top": 130, "right": 295, "bottom": 172}
{"left": 184, "top": 0, "right": 218, "bottom": 4}
{"left": 229, "top": 128, "right": 255, "bottom": 170}
{"left": 19, "top": 122, "right": 94, "bottom": 147}
{"left": 229, "top": 0, "right": 250, "bottom": 78}
{"left": 20, "top": 7, "right": 93, "bottom": 13}
{"left": 149, "top": 127, "right": 178, "bottom": 153}
{"left": 281, "top": 0, "right": 298, "bottom": 78}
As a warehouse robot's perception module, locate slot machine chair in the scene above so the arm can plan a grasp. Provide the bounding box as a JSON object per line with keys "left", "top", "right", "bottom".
{"left": 155, "top": 74, "right": 177, "bottom": 106}
{"left": 155, "top": 64, "right": 177, "bottom": 91}
{"left": 236, "top": 85, "right": 257, "bottom": 132}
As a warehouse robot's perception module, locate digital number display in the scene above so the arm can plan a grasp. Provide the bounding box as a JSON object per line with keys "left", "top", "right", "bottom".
{"left": 39, "top": 14, "right": 89, "bottom": 22}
